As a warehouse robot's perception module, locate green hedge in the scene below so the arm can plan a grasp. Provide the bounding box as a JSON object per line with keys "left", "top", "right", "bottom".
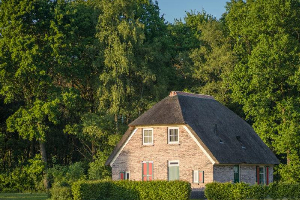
{"left": 205, "top": 182, "right": 300, "bottom": 200}
{"left": 72, "top": 180, "right": 191, "bottom": 200}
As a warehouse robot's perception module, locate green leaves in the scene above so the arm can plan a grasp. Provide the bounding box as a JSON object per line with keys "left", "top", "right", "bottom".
{"left": 226, "top": 0, "right": 300, "bottom": 181}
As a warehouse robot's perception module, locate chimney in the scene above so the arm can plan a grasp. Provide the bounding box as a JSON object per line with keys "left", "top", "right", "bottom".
{"left": 169, "top": 91, "right": 177, "bottom": 97}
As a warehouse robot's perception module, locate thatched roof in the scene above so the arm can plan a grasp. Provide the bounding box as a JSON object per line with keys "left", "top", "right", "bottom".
{"left": 106, "top": 91, "right": 279, "bottom": 165}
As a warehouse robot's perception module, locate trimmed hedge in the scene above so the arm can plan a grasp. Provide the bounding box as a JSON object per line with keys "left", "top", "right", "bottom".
{"left": 205, "top": 182, "right": 300, "bottom": 200}
{"left": 72, "top": 180, "right": 191, "bottom": 200}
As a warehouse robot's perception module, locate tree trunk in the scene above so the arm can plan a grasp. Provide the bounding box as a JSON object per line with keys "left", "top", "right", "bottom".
{"left": 39, "top": 140, "right": 50, "bottom": 190}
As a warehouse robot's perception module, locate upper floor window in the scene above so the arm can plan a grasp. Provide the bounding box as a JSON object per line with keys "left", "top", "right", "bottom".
{"left": 143, "top": 128, "right": 153, "bottom": 145}
{"left": 168, "top": 127, "right": 179, "bottom": 144}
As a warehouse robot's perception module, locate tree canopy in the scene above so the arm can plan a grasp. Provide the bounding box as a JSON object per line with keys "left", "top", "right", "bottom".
{"left": 1, "top": 0, "right": 300, "bottom": 192}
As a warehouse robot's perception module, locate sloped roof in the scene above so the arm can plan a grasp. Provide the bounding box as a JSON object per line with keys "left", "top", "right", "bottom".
{"left": 106, "top": 91, "right": 279, "bottom": 165}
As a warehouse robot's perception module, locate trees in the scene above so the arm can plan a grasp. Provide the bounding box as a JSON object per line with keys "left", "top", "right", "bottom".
{"left": 97, "top": 0, "right": 171, "bottom": 127}
{"left": 226, "top": 0, "right": 300, "bottom": 182}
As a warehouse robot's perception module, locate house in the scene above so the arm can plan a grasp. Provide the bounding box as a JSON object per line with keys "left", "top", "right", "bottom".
{"left": 105, "top": 91, "right": 279, "bottom": 190}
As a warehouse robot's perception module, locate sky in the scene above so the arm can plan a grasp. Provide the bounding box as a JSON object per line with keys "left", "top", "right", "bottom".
{"left": 156, "top": 0, "right": 229, "bottom": 23}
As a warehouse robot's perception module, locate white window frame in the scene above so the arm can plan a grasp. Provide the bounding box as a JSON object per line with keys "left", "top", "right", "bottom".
{"left": 193, "top": 170, "right": 199, "bottom": 183}
{"left": 168, "top": 160, "right": 179, "bottom": 181}
{"left": 143, "top": 128, "right": 153, "bottom": 145}
{"left": 168, "top": 127, "right": 179, "bottom": 144}
{"left": 168, "top": 160, "right": 179, "bottom": 167}
{"left": 125, "top": 171, "right": 130, "bottom": 180}
{"left": 193, "top": 170, "right": 204, "bottom": 183}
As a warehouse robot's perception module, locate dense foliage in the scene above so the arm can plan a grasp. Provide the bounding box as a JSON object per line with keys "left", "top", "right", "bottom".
{"left": 205, "top": 182, "right": 300, "bottom": 200}
{"left": 1, "top": 0, "right": 300, "bottom": 192}
{"left": 72, "top": 180, "right": 191, "bottom": 200}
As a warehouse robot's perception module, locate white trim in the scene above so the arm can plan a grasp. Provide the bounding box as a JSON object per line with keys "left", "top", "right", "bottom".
{"left": 142, "top": 161, "right": 154, "bottom": 163}
{"left": 183, "top": 125, "right": 216, "bottom": 164}
{"left": 168, "top": 160, "right": 179, "bottom": 166}
{"left": 143, "top": 128, "right": 153, "bottom": 145}
{"left": 125, "top": 171, "right": 130, "bottom": 180}
{"left": 193, "top": 170, "right": 199, "bottom": 183}
{"left": 110, "top": 128, "right": 138, "bottom": 166}
{"left": 168, "top": 127, "right": 179, "bottom": 144}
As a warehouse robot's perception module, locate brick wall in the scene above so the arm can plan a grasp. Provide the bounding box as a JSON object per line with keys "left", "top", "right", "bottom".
{"left": 111, "top": 125, "right": 214, "bottom": 189}
{"left": 214, "top": 165, "right": 274, "bottom": 184}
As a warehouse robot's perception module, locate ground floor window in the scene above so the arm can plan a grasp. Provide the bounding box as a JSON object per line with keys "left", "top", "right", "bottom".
{"left": 168, "top": 161, "right": 179, "bottom": 181}
{"left": 256, "top": 166, "right": 269, "bottom": 185}
{"left": 193, "top": 170, "right": 204, "bottom": 183}
{"left": 142, "top": 161, "right": 153, "bottom": 181}
{"left": 119, "top": 171, "right": 130, "bottom": 180}
{"left": 234, "top": 165, "right": 240, "bottom": 183}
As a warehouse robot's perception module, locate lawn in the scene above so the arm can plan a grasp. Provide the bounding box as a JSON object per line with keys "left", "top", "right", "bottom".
{"left": 0, "top": 193, "right": 48, "bottom": 200}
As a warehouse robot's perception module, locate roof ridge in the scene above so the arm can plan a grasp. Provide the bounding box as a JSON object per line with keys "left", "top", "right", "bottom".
{"left": 170, "top": 91, "right": 215, "bottom": 100}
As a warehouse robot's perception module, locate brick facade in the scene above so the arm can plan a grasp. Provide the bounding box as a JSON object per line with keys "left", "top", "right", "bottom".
{"left": 214, "top": 165, "right": 274, "bottom": 184}
{"left": 112, "top": 125, "right": 213, "bottom": 189}
{"left": 111, "top": 125, "right": 274, "bottom": 188}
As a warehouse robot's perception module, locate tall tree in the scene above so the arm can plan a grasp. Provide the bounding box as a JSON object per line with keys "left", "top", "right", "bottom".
{"left": 226, "top": 0, "right": 300, "bottom": 182}
{"left": 97, "top": 0, "right": 171, "bottom": 128}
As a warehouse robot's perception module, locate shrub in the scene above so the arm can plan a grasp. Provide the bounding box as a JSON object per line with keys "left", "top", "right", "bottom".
{"left": 205, "top": 182, "right": 300, "bottom": 200}
{"left": 0, "top": 155, "right": 45, "bottom": 193}
{"left": 72, "top": 180, "right": 191, "bottom": 200}
{"left": 50, "top": 186, "right": 72, "bottom": 200}
{"left": 48, "top": 162, "right": 87, "bottom": 187}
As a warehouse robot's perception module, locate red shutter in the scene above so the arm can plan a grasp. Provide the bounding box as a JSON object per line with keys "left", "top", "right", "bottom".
{"left": 266, "top": 167, "right": 269, "bottom": 185}
{"left": 148, "top": 162, "right": 153, "bottom": 181}
{"left": 256, "top": 166, "right": 260, "bottom": 184}
{"left": 143, "top": 163, "right": 147, "bottom": 181}
{"left": 199, "top": 171, "right": 204, "bottom": 183}
{"left": 120, "top": 172, "right": 124, "bottom": 180}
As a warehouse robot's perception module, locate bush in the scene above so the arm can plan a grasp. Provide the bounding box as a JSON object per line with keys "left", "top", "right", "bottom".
{"left": 72, "top": 180, "right": 191, "bottom": 200}
{"left": 48, "top": 162, "right": 87, "bottom": 187}
{"left": 50, "top": 186, "right": 73, "bottom": 200}
{"left": 0, "top": 155, "right": 45, "bottom": 193}
{"left": 205, "top": 182, "right": 300, "bottom": 200}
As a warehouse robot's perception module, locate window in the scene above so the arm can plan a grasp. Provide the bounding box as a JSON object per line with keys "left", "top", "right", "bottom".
{"left": 168, "top": 161, "right": 179, "bottom": 181}
{"left": 265, "top": 166, "right": 269, "bottom": 185}
{"left": 168, "top": 127, "right": 179, "bottom": 144}
{"left": 233, "top": 165, "right": 240, "bottom": 183}
{"left": 142, "top": 161, "right": 153, "bottom": 181}
{"left": 256, "top": 166, "right": 268, "bottom": 185}
{"left": 143, "top": 129, "right": 153, "bottom": 145}
{"left": 193, "top": 170, "right": 204, "bottom": 183}
{"left": 120, "top": 172, "right": 125, "bottom": 180}
{"left": 119, "top": 171, "right": 130, "bottom": 180}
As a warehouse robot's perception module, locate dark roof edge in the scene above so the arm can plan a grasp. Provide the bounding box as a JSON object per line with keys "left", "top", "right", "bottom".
{"left": 105, "top": 127, "right": 135, "bottom": 166}
{"left": 185, "top": 124, "right": 219, "bottom": 164}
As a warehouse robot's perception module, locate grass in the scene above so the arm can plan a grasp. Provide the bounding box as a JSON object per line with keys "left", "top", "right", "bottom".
{"left": 0, "top": 193, "right": 48, "bottom": 200}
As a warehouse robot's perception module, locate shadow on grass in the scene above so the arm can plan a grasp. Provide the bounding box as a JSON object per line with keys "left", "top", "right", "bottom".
{"left": 0, "top": 193, "right": 48, "bottom": 200}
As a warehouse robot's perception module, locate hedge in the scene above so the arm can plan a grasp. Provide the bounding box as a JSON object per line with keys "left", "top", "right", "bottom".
{"left": 205, "top": 182, "right": 300, "bottom": 200}
{"left": 72, "top": 180, "right": 191, "bottom": 200}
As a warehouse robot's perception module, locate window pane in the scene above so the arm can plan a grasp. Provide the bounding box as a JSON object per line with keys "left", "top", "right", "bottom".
{"left": 169, "top": 128, "right": 178, "bottom": 142}
{"left": 169, "top": 166, "right": 179, "bottom": 181}
{"left": 259, "top": 167, "right": 264, "bottom": 184}
{"left": 143, "top": 130, "right": 152, "bottom": 144}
